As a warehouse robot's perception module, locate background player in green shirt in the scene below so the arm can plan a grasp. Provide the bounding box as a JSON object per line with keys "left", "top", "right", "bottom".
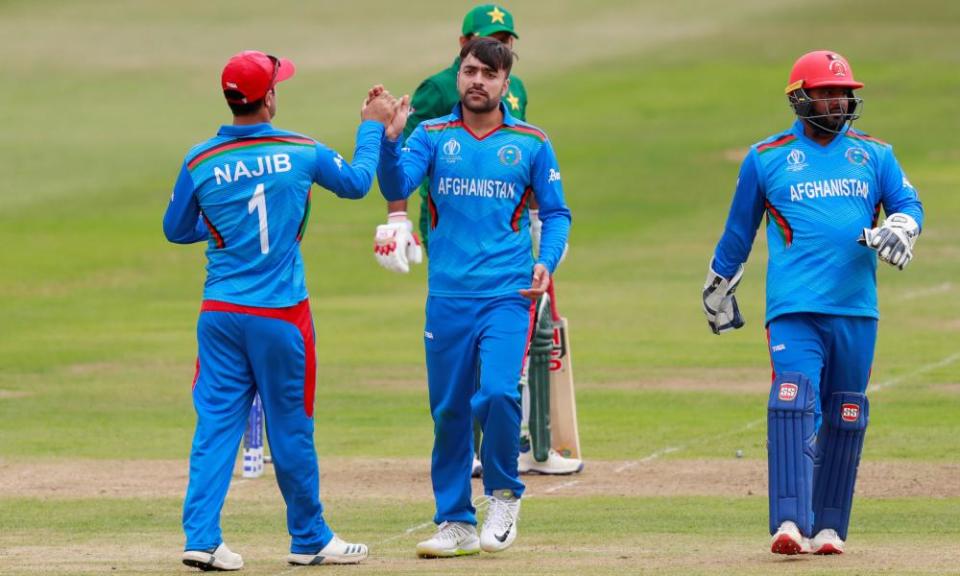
{"left": 375, "top": 4, "right": 527, "bottom": 262}
{"left": 373, "top": 4, "right": 581, "bottom": 477}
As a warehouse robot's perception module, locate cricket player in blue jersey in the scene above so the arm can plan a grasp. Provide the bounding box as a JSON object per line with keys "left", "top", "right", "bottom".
{"left": 703, "top": 50, "right": 924, "bottom": 556}
{"left": 377, "top": 38, "right": 571, "bottom": 557}
{"left": 164, "top": 50, "right": 397, "bottom": 570}
{"left": 372, "top": 3, "right": 581, "bottom": 479}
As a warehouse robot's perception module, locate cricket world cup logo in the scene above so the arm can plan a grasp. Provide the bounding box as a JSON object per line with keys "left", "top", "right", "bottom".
{"left": 442, "top": 138, "right": 462, "bottom": 163}
{"left": 841, "top": 403, "right": 860, "bottom": 422}
{"left": 778, "top": 382, "right": 798, "bottom": 402}
{"left": 785, "top": 149, "right": 807, "bottom": 172}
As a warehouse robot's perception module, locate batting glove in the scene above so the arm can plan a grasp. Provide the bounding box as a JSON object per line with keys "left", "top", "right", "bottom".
{"left": 702, "top": 259, "right": 745, "bottom": 335}
{"left": 374, "top": 211, "right": 423, "bottom": 274}
{"left": 858, "top": 212, "right": 919, "bottom": 270}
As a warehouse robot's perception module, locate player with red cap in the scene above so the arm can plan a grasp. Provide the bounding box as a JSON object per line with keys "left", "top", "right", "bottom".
{"left": 703, "top": 50, "right": 923, "bottom": 556}
{"left": 221, "top": 50, "right": 297, "bottom": 105}
{"left": 165, "top": 50, "right": 398, "bottom": 570}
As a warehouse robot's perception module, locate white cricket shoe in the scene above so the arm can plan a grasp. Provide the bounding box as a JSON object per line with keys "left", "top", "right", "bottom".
{"left": 287, "top": 535, "right": 369, "bottom": 565}
{"left": 770, "top": 521, "right": 810, "bottom": 555}
{"left": 182, "top": 542, "right": 243, "bottom": 571}
{"left": 415, "top": 521, "right": 480, "bottom": 558}
{"left": 480, "top": 490, "right": 521, "bottom": 553}
{"left": 471, "top": 455, "right": 483, "bottom": 478}
{"left": 518, "top": 449, "right": 583, "bottom": 475}
{"left": 810, "top": 529, "right": 844, "bottom": 555}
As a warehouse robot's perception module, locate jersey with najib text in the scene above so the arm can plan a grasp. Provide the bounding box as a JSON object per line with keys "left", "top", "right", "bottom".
{"left": 163, "top": 121, "right": 383, "bottom": 307}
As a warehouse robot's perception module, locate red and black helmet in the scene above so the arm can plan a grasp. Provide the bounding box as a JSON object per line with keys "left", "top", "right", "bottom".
{"left": 785, "top": 50, "right": 863, "bottom": 132}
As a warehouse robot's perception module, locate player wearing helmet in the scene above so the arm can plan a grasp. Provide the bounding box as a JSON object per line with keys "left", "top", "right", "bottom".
{"left": 703, "top": 50, "right": 924, "bottom": 555}
{"left": 785, "top": 51, "right": 864, "bottom": 138}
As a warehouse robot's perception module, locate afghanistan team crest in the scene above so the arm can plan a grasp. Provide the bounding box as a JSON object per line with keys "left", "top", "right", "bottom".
{"left": 845, "top": 147, "right": 869, "bottom": 166}
{"left": 498, "top": 144, "right": 522, "bottom": 166}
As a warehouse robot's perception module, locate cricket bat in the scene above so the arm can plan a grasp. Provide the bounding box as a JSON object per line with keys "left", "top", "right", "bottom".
{"left": 547, "top": 283, "right": 582, "bottom": 459}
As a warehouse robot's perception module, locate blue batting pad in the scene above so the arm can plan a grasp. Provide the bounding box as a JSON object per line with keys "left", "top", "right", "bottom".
{"left": 768, "top": 371, "right": 817, "bottom": 536}
{"left": 813, "top": 392, "right": 869, "bottom": 540}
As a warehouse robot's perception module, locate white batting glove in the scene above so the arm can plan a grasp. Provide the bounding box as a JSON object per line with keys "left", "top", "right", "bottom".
{"left": 530, "top": 209, "right": 568, "bottom": 266}
{"left": 702, "top": 259, "right": 745, "bottom": 335}
{"left": 858, "top": 212, "right": 919, "bottom": 270}
{"left": 374, "top": 212, "right": 423, "bottom": 274}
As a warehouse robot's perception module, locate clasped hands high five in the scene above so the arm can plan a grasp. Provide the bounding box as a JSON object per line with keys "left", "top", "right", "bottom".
{"left": 362, "top": 85, "right": 423, "bottom": 273}
{"left": 360, "top": 85, "right": 412, "bottom": 141}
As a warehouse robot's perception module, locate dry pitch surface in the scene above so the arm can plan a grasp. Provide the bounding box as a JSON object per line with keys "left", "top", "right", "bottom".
{"left": 2, "top": 456, "right": 958, "bottom": 575}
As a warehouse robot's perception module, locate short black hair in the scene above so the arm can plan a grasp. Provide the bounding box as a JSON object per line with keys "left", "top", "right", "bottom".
{"left": 225, "top": 89, "right": 266, "bottom": 116}
{"left": 459, "top": 37, "right": 513, "bottom": 76}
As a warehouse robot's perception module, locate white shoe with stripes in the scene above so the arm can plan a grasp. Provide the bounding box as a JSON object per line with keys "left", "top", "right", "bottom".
{"left": 287, "top": 535, "right": 369, "bottom": 565}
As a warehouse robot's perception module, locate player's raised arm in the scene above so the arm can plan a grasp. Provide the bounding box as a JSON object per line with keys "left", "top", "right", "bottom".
{"left": 312, "top": 91, "right": 394, "bottom": 199}
{"left": 371, "top": 94, "right": 424, "bottom": 273}
{"left": 163, "top": 162, "right": 209, "bottom": 244}
{"left": 377, "top": 121, "right": 432, "bottom": 203}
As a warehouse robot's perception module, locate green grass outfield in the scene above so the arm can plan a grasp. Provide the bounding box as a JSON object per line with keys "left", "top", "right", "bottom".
{"left": 1, "top": 0, "right": 958, "bottom": 574}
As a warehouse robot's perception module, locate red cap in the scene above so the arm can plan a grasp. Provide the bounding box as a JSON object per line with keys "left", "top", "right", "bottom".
{"left": 785, "top": 50, "right": 863, "bottom": 94}
{"left": 221, "top": 51, "right": 296, "bottom": 104}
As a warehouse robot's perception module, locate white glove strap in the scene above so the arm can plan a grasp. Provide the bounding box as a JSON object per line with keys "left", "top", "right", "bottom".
{"left": 881, "top": 213, "right": 919, "bottom": 249}
{"left": 387, "top": 211, "right": 410, "bottom": 225}
{"left": 703, "top": 259, "right": 743, "bottom": 311}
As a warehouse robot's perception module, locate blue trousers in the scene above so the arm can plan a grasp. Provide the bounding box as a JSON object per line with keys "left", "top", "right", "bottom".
{"left": 766, "top": 313, "right": 876, "bottom": 536}
{"left": 425, "top": 294, "right": 533, "bottom": 525}
{"left": 182, "top": 299, "right": 334, "bottom": 554}
{"left": 767, "top": 313, "right": 877, "bottom": 430}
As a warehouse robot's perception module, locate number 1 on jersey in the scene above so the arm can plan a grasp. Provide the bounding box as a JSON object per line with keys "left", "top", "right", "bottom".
{"left": 248, "top": 183, "right": 269, "bottom": 254}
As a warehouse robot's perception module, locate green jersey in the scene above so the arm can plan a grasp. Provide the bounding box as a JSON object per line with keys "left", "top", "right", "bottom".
{"left": 403, "top": 57, "right": 528, "bottom": 248}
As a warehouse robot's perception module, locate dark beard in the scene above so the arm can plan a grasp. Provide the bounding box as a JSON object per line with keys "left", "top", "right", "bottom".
{"left": 820, "top": 112, "right": 845, "bottom": 131}
{"left": 807, "top": 118, "right": 846, "bottom": 136}
{"left": 462, "top": 94, "right": 499, "bottom": 114}
{"left": 806, "top": 98, "right": 853, "bottom": 135}
{"left": 807, "top": 114, "right": 846, "bottom": 136}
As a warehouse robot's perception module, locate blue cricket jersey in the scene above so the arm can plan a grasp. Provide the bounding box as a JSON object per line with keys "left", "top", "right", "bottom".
{"left": 713, "top": 120, "right": 924, "bottom": 323}
{"left": 163, "top": 121, "right": 384, "bottom": 307}
{"left": 378, "top": 103, "right": 571, "bottom": 298}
